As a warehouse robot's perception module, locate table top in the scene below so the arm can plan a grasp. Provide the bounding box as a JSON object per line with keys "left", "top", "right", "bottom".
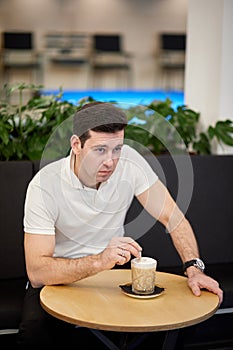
{"left": 40, "top": 270, "right": 219, "bottom": 332}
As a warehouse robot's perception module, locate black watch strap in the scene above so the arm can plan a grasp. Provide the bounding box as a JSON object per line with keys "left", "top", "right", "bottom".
{"left": 183, "top": 258, "right": 205, "bottom": 274}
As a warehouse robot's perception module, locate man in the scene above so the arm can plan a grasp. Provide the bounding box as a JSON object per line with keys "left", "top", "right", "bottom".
{"left": 17, "top": 102, "right": 222, "bottom": 346}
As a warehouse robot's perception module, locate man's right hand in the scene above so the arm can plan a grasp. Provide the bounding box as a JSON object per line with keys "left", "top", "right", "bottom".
{"left": 100, "top": 236, "right": 142, "bottom": 269}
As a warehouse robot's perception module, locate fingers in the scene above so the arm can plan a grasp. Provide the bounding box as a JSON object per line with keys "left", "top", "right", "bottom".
{"left": 188, "top": 274, "right": 223, "bottom": 303}
{"left": 103, "top": 237, "right": 142, "bottom": 267}
{"left": 188, "top": 283, "right": 201, "bottom": 297}
{"left": 217, "top": 289, "right": 224, "bottom": 304}
{"left": 115, "top": 247, "right": 130, "bottom": 265}
{"left": 101, "top": 237, "right": 142, "bottom": 269}
{"left": 110, "top": 237, "right": 142, "bottom": 258}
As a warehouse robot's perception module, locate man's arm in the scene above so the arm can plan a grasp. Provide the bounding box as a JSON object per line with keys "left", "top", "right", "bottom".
{"left": 136, "top": 180, "right": 223, "bottom": 302}
{"left": 24, "top": 233, "right": 141, "bottom": 288}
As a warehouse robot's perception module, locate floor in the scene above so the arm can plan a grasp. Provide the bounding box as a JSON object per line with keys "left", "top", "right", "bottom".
{"left": 1, "top": 329, "right": 233, "bottom": 349}
{"left": 0, "top": 330, "right": 165, "bottom": 349}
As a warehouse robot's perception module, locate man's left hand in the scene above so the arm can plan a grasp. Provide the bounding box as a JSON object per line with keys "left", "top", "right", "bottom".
{"left": 187, "top": 269, "right": 223, "bottom": 304}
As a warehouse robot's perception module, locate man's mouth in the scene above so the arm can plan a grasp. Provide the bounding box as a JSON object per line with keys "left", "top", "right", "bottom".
{"left": 98, "top": 170, "right": 112, "bottom": 176}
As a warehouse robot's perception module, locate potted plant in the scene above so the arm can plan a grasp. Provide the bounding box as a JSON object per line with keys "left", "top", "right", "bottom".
{"left": 0, "top": 83, "right": 93, "bottom": 161}
{"left": 124, "top": 98, "right": 233, "bottom": 155}
{"left": 0, "top": 83, "right": 233, "bottom": 161}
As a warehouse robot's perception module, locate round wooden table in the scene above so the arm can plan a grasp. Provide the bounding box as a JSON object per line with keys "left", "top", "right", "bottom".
{"left": 40, "top": 270, "right": 220, "bottom": 349}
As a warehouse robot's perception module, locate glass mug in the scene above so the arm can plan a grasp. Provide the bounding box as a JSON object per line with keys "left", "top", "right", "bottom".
{"left": 131, "top": 257, "right": 157, "bottom": 295}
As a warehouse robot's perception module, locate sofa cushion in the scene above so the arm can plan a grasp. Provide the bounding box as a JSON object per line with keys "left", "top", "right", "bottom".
{"left": 206, "top": 263, "right": 233, "bottom": 309}
{"left": 0, "top": 278, "right": 27, "bottom": 329}
{"left": 0, "top": 161, "right": 33, "bottom": 279}
{"left": 125, "top": 154, "right": 233, "bottom": 312}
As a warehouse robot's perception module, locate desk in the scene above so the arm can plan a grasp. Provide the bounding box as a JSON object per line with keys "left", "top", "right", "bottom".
{"left": 90, "top": 52, "right": 132, "bottom": 88}
{"left": 40, "top": 270, "right": 219, "bottom": 349}
{"left": 1, "top": 50, "right": 43, "bottom": 85}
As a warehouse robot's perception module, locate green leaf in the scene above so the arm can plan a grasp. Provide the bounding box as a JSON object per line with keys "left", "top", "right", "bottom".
{"left": 208, "top": 120, "right": 233, "bottom": 146}
{"left": 193, "top": 132, "right": 211, "bottom": 155}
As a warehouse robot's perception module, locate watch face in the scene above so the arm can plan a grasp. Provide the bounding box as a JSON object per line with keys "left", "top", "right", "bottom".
{"left": 195, "top": 258, "right": 205, "bottom": 271}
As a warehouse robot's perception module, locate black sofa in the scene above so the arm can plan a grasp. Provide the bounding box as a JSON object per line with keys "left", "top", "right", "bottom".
{"left": 125, "top": 154, "right": 233, "bottom": 349}
{"left": 0, "top": 155, "right": 233, "bottom": 348}
{"left": 0, "top": 161, "right": 33, "bottom": 334}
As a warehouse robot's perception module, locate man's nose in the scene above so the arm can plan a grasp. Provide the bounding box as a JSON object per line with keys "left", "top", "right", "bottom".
{"left": 103, "top": 152, "right": 114, "bottom": 166}
{"left": 103, "top": 157, "right": 114, "bottom": 166}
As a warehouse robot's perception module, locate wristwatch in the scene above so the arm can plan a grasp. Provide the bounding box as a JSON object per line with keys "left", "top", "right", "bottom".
{"left": 183, "top": 258, "right": 205, "bottom": 275}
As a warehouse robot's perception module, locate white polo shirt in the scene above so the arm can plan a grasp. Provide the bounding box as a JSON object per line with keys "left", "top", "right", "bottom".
{"left": 24, "top": 145, "right": 158, "bottom": 258}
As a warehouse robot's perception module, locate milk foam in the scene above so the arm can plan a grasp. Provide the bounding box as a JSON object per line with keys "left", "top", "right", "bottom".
{"left": 133, "top": 257, "right": 157, "bottom": 269}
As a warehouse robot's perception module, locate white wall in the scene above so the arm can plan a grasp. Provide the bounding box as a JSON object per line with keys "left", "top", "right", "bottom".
{"left": 0, "top": 0, "right": 188, "bottom": 90}
{"left": 185, "top": 0, "right": 233, "bottom": 154}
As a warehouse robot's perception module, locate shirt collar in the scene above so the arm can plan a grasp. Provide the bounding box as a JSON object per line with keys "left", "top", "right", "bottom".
{"left": 62, "top": 150, "right": 84, "bottom": 190}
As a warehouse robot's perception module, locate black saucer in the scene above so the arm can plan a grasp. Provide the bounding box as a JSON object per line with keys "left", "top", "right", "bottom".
{"left": 119, "top": 283, "right": 165, "bottom": 299}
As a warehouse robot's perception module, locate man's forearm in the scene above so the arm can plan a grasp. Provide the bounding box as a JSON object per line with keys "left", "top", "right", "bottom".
{"left": 28, "top": 254, "right": 103, "bottom": 288}
{"left": 168, "top": 215, "right": 200, "bottom": 263}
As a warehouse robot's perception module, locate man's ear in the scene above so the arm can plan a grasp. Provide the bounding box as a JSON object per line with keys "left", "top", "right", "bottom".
{"left": 70, "top": 134, "right": 81, "bottom": 154}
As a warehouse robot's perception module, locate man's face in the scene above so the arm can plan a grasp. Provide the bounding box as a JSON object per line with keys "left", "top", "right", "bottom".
{"left": 76, "top": 129, "right": 124, "bottom": 188}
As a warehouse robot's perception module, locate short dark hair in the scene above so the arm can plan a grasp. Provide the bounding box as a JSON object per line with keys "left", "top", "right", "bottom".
{"left": 73, "top": 102, "right": 127, "bottom": 147}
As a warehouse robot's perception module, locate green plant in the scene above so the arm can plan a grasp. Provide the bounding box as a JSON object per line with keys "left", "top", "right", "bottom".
{"left": 124, "top": 99, "right": 201, "bottom": 154}
{"left": 125, "top": 98, "right": 233, "bottom": 155}
{"left": 0, "top": 83, "right": 93, "bottom": 161}
{"left": 0, "top": 83, "right": 232, "bottom": 160}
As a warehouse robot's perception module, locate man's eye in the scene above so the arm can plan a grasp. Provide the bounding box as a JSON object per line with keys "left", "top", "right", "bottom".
{"left": 95, "top": 147, "right": 105, "bottom": 153}
{"left": 114, "top": 146, "right": 122, "bottom": 153}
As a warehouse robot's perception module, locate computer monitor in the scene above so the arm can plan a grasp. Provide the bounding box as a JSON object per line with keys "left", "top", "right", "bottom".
{"left": 2, "top": 32, "right": 33, "bottom": 50}
{"left": 161, "top": 34, "right": 186, "bottom": 51}
{"left": 94, "top": 35, "right": 121, "bottom": 52}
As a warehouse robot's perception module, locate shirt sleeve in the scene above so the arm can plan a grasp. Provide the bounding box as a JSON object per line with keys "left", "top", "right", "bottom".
{"left": 123, "top": 146, "right": 159, "bottom": 196}
{"left": 23, "top": 173, "right": 57, "bottom": 235}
